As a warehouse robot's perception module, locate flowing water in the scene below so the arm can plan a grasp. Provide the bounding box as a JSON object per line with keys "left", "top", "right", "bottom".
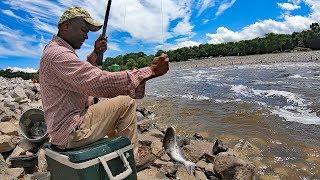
{"left": 140, "top": 62, "right": 320, "bottom": 179}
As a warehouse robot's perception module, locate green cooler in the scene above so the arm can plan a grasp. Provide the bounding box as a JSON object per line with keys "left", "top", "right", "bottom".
{"left": 45, "top": 137, "right": 137, "bottom": 180}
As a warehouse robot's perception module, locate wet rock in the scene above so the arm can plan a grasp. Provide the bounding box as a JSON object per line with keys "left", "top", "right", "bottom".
{"left": 214, "top": 153, "right": 255, "bottom": 180}
{"left": 233, "top": 139, "right": 260, "bottom": 158}
{"left": 193, "top": 133, "right": 204, "bottom": 140}
{"left": 212, "top": 139, "right": 228, "bottom": 155}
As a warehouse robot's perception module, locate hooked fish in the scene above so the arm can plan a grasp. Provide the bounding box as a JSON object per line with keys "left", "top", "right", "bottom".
{"left": 163, "top": 126, "right": 195, "bottom": 174}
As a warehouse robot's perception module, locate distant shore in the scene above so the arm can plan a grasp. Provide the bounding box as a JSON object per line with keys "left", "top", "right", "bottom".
{"left": 170, "top": 50, "right": 320, "bottom": 69}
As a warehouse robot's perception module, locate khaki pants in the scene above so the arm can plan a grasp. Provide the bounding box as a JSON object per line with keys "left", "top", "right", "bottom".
{"left": 67, "top": 96, "right": 138, "bottom": 154}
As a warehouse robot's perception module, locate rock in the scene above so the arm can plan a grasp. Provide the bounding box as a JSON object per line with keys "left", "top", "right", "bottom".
{"left": 0, "top": 122, "right": 18, "bottom": 136}
{"left": 152, "top": 159, "right": 173, "bottom": 168}
{"left": 11, "top": 86, "right": 28, "bottom": 102}
{"left": 136, "top": 111, "right": 145, "bottom": 122}
{"left": 233, "top": 139, "right": 260, "bottom": 158}
{"left": 214, "top": 153, "right": 255, "bottom": 180}
{"left": 196, "top": 160, "right": 207, "bottom": 170}
{"left": 212, "top": 139, "right": 228, "bottom": 155}
{"left": 25, "top": 172, "right": 51, "bottom": 180}
{"left": 137, "top": 167, "right": 169, "bottom": 180}
{"left": 160, "top": 153, "right": 171, "bottom": 161}
{"left": 0, "top": 153, "right": 4, "bottom": 162}
{"left": 182, "top": 140, "right": 213, "bottom": 162}
{"left": 137, "top": 119, "right": 152, "bottom": 133}
{"left": 138, "top": 134, "right": 161, "bottom": 146}
{"left": 0, "top": 135, "right": 19, "bottom": 153}
{"left": 143, "top": 128, "right": 164, "bottom": 139}
{"left": 6, "top": 146, "right": 25, "bottom": 165}
{"left": 3, "top": 100, "right": 19, "bottom": 111}
{"left": 0, "top": 108, "right": 13, "bottom": 122}
{"left": 193, "top": 133, "right": 204, "bottom": 140}
{"left": 38, "top": 149, "right": 48, "bottom": 172}
{"left": 176, "top": 165, "right": 196, "bottom": 180}
{"left": 195, "top": 170, "right": 208, "bottom": 180}
{"left": 151, "top": 139, "right": 163, "bottom": 157}
{"left": 204, "top": 163, "right": 214, "bottom": 174}
{"left": 159, "top": 162, "right": 176, "bottom": 175}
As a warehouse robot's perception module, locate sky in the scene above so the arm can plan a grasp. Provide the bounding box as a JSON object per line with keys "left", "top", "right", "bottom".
{"left": 0, "top": 0, "right": 319, "bottom": 72}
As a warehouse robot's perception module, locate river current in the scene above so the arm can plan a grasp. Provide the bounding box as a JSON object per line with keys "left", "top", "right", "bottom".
{"left": 141, "top": 62, "right": 320, "bottom": 178}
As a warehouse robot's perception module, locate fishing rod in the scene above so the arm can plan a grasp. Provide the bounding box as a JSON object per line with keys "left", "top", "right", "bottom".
{"left": 94, "top": 0, "right": 112, "bottom": 104}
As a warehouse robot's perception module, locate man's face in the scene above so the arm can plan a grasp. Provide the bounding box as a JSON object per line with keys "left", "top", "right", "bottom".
{"left": 65, "top": 18, "right": 89, "bottom": 49}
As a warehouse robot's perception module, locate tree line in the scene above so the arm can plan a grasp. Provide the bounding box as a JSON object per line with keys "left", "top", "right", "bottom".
{"left": 1, "top": 23, "right": 319, "bottom": 79}
{"left": 102, "top": 22, "right": 320, "bottom": 70}
{"left": 0, "top": 69, "right": 38, "bottom": 80}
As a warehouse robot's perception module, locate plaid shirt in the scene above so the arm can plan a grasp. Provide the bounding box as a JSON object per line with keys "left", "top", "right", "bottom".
{"left": 39, "top": 36, "right": 152, "bottom": 148}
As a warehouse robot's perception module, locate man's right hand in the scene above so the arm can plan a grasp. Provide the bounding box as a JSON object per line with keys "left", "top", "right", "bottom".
{"left": 150, "top": 53, "right": 169, "bottom": 78}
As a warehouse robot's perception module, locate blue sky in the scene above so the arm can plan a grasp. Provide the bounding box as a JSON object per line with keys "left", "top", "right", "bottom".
{"left": 0, "top": 0, "right": 319, "bottom": 72}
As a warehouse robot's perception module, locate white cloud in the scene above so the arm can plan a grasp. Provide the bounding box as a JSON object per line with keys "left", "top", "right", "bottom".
{"left": 172, "top": 17, "right": 194, "bottom": 36}
{"left": 1, "top": 9, "right": 25, "bottom": 21}
{"left": 277, "top": 3, "right": 300, "bottom": 11}
{"left": 197, "top": 0, "right": 215, "bottom": 17}
{"left": 156, "top": 40, "right": 201, "bottom": 51}
{"left": 215, "top": 0, "right": 236, "bottom": 17}
{"left": 0, "top": 24, "right": 42, "bottom": 57}
{"left": 207, "top": 0, "right": 319, "bottom": 44}
{"left": 6, "top": 67, "right": 37, "bottom": 73}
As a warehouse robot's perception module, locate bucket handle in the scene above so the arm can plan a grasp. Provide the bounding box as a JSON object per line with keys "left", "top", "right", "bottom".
{"left": 98, "top": 149, "right": 133, "bottom": 180}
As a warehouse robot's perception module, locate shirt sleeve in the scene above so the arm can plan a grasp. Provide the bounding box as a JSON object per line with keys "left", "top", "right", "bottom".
{"left": 50, "top": 50, "right": 153, "bottom": 99}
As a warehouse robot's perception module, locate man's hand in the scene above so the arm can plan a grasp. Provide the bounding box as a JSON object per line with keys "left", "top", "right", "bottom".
{"left": 94, "top": 35, "right": 107, "bottom": 54}
{"left": 150, "top": 53, "right": 169, "bottom": 78}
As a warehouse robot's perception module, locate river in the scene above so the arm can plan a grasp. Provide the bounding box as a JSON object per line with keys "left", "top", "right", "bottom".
{"left": 140, "top": 62, "right": 320, "bottom": 179}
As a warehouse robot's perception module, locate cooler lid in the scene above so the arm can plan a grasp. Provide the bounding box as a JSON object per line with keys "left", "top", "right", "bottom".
{"left": 62, "top": 136, "right": 131, "bottom": 163}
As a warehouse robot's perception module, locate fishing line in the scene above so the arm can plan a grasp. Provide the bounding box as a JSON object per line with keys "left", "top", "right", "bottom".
{"left": 161, "top": 0, "right": 164, "bottom": 44}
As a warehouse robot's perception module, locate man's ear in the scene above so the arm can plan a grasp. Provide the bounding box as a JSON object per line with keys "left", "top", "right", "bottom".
{"left": 58, "top": 21, "right": 70, "bottom": 32}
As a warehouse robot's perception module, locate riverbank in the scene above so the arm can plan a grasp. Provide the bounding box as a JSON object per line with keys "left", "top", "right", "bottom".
{"left": 170, "top": 50, "right": 320, "bottom": 69}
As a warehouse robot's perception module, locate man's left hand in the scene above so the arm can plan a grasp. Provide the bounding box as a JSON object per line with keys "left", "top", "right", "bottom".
{"left": 94, "top": 35, "right": 107, "bottom": 54}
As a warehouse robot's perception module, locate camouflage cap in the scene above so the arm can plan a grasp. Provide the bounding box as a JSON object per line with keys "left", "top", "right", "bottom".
{"left": 58, "top": 7, "right": 102, "bottom": 32}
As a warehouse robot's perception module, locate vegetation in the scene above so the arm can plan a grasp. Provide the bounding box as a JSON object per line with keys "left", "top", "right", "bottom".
{"left": 1, "top": 23, "right": 319, "bottom": 79}
{"left": 102, "top": 22, "right": 320, "bottom": 70}
{"left": 0, "top": 69, "right": 39, "bottom": 80}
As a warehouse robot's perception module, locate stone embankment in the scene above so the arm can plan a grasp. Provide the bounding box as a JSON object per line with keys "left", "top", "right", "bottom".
{"left": 171, "top": 50, "right": 320, "bottom": 69}
{"left": 0, "top": 77, "right": 257, "bottom": 179}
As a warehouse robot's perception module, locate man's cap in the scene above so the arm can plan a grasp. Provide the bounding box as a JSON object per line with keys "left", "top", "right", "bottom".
{"left": 58, "top": 7, "right": 102, "bottom": 32}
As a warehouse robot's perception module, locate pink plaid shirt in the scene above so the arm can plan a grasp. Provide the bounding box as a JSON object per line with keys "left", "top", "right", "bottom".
{"left": 39, "top": 36, "right": 152, "bottom": 148}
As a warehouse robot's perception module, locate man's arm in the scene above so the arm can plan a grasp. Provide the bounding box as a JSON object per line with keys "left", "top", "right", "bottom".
{"left": 87, "top": 35, "right": 107, "bottom": 66}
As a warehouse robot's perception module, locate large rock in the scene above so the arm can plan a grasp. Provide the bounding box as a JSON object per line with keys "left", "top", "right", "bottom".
{"left": 0, "top": 135, "right": 19, "bottom": 153}
{"left": 11, "top": 86, "right": 28, "bottom": 102}
{"left": 233, "top": 139, "right": 261, "bottom": 158}
{"left": 151, "top": 139, "right": 164, "bottom": 157}
{"left": 214, "top": 153, "right": 256, "bottom": 180}
{"left": 0, "top": 107, "right": 14, "bottom": 122}
{"left": 0, "top": 122, "right": 18, "bottom": 136}
{"left": 182, "top": 140, "right": 213, "bottom": 162}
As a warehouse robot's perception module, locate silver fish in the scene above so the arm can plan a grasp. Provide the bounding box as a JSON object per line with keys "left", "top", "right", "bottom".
{"left": 163, "top": 126, "right": 195, "bottom": 174}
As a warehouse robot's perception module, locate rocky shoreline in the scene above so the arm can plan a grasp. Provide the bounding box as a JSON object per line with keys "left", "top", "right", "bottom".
{"left": 170, "top": 50, "right": 320, "bottom": 70}
{"left": 0, "top": 77, "right": 259, "bottom": 179}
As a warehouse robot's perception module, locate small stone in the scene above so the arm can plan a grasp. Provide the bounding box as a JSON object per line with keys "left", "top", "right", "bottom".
{"left": 0, "top": 135, "right": 19, "bottom": 153}
{"left": 160, "top": 153, "right": 171, "bottom": 161}
{"left": 195, "top": 170, "right": 207, "bottom": 180}
{"left": 212, "top": 139, "right": 228, "bottom": 155}
{"left": 151, "top": 139, "right": 163, "bottom": 157}
{"left": 0, "top": 122, "right": 18, "bottom": 136}
{"left": 176, "top": 165, "right": 196, "bottom": 180}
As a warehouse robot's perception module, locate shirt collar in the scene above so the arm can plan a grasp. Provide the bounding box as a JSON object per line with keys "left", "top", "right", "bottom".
{"left": 52, "top": 35, "right": 75, "bottom": 53}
